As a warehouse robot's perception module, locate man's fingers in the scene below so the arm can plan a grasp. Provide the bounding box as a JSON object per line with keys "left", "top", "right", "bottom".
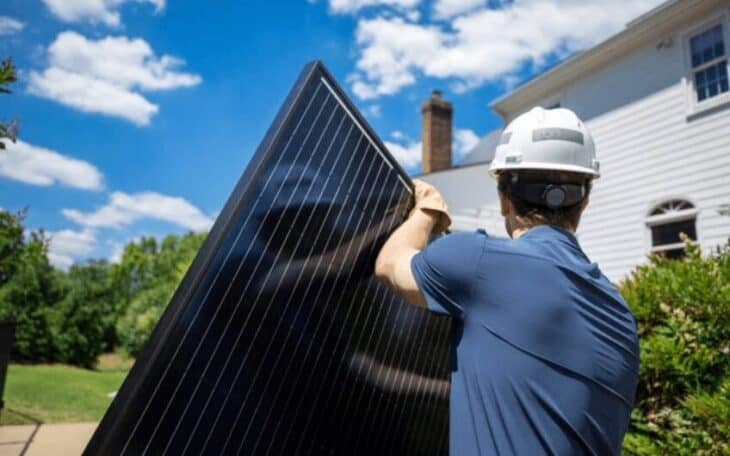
{"left": 410, "top": 179, "right": 451, "bottom": 234}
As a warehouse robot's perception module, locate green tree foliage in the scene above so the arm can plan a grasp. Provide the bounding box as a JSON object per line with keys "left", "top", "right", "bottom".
{"left": 0, "top": 57, "right": 19, "bottom": 149}
{"left": 116, "top": 281, "right": 176, "bottom": 356}
{"left": 113, "top": 232, "right": 206, "bottom": 355}
{"left": 0, "top": 231, "right": 64, "bottom": 362}
{"left": 52, "top": 261, "right": 117, "bottom": 368}
{"left": 0, "top": 207, "right": 206, "bottom": 366}
{"left": 0, "top": 209, "right": 26, "bottom": 286}
{"left": 622, "top": 240, "right": 730, "bottom": 455}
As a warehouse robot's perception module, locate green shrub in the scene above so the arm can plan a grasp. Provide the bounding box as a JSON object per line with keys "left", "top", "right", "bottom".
{"left": 621, "top": 240, "right": 730, "bottom": 455}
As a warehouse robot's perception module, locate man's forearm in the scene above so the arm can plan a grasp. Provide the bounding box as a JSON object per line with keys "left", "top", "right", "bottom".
{"left": 374, "top": 208, "right": 439, "bottom": 306}
{"left": 382, "top": 208, "right": 437, "bottom": 253}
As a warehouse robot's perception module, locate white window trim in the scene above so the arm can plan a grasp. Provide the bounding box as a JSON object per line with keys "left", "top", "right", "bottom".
{"left": 681, "top": 9, "right": 730, "bottom": 118}
{"left": 645, "top": 199, "right": 699, "bottom": 256}
{"left": 645, "top": 208, "right": 698, "bottom": 227}
{"left": 650, "top": 241, "right": 698, "bottom": 255}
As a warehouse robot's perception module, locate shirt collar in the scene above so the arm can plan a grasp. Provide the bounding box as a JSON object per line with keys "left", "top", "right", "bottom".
{"left": 519, "top": 224, "right": 580, "bottom": 246}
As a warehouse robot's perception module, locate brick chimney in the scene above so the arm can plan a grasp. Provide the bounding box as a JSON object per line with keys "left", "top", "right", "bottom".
{"left": 421, "top": 90, "right": 453, "bottom": 173}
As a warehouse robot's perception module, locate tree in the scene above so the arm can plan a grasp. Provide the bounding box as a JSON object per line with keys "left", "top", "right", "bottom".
{"left": 114, "top": 232, "right": 206, "bottom": 355}
{"left": 0, "top": 58, "right": 19, "bottom": 149}
{"left": 0, "top": 209, "right": 26, "bottom": 286}
{"left": 0, "top": 231, "right": 64, "bottom": 362}
{"left": 53, "top": 261, "right": 117, "bottom": 368}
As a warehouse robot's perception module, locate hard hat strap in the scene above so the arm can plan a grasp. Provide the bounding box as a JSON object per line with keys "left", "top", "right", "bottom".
{"left": 506, "top": 178, "right": 587, "bottom": 209}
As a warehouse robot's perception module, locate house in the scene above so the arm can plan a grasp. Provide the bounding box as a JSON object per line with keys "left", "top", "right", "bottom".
{"left": 418, "top": 0, "right": 730, "bottom": 281}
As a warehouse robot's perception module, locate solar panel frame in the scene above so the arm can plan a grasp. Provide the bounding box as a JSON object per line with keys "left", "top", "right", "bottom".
{"left": 85, "top": 61, "right": 451, "bottom": 456}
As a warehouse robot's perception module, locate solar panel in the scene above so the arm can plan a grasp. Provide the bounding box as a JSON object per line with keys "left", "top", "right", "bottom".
{"left": 85, "top": 61, "right": 452, "bottom": 456}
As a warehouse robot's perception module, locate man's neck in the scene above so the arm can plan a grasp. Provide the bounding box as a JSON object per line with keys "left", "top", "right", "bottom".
{"left": 511, "top": 227, "right": 529, "bottom": 239}
{"left": 511, "top": 224, "right": 576, "bottom": 240}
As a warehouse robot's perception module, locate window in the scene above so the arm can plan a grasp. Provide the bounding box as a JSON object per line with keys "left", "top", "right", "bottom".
{"left": 689, "top": 24, "right": 729, "bottom": 103}
{"left": 646, "top": 200, "right": 698, "bottom": 259}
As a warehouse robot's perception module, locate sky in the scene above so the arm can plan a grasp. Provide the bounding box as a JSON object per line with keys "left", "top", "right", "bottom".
{"left": 0, "top": 0, "right": 664, "bottom": 268}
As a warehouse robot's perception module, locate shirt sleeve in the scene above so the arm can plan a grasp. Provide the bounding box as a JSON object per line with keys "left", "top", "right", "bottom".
{"left": 410, "top": 231, "right": 485, "bottom": 319}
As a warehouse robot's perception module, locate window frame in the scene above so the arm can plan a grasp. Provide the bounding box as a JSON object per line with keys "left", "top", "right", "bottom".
{"left": 645, "top": 199, "right": 699, "bottom": 257}
{"left": 682, "top": 11, "right": 730, "bottom": 118}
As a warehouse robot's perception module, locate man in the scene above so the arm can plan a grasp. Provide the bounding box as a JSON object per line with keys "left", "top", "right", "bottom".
{"left": 375, "top": 107, "right": 640, "bottom": 455}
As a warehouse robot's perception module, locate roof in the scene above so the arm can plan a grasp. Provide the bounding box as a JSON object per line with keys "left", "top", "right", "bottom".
{"left": 490, "top": 0, "right": 723, "bottom": 117}
{"left": 459, "top": 128, "right": 502, "bottom": 166}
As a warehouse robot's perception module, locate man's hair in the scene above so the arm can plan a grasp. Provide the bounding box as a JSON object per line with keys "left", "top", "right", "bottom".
{"left": 497, "top": 169, "right": 593, "bottom": 231}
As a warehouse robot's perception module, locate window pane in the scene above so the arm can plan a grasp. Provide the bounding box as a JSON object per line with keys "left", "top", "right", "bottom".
{"left": 694, "top": 60, "right": 729, "bottom": 102}
{"left": 707, "top": 65, "right": 717, "bottom": 81}
{"left": 690, "top": 24, "right": 725, "bottom": 68}
{"left": 692, "top": 52, "right": 701, "bottom": 67}
{"left": 651, "top": 219, "right": 697, "bottom": 246}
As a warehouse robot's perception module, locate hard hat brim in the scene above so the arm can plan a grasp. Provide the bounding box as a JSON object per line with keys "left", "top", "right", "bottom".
{"left": 488, "top": 161, "right": 601, "bottom": 179}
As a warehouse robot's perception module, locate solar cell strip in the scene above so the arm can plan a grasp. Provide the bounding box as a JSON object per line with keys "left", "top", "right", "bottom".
{"left": 120, "top": 81, "right": 329, "bottom": 456}
{"left": 264, "top": 175, "right": 403, "bottom": 456}
{"left": 162, "top": 105, "right": 350, "bottom": 456}
{"left": 177, "top": 119, "right": 357, "bottom": 455}
{"left": 217, "top": 141, "right": 381, "bottom": 454}
{"left": 85, "top": 61, "right": 451, "bottom": 456}
{"left": 150, "top": 92, "right": 338, "bottom": 455}
{"left": 246, "top": 163, "right": 398, "bottom": 455}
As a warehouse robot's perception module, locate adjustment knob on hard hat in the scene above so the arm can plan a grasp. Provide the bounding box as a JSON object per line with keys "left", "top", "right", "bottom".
{"left": 489, "top": 107, "right": 600, "bottom": 179}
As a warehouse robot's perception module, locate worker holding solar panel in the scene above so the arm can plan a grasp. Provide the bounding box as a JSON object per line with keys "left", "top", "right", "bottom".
{"left": 375, "top": 107, "right": 640, "bottom": 455}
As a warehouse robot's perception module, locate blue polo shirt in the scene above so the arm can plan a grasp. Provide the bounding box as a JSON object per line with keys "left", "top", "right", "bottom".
{"left": 411, "top": 226, "right": 640, "bottom": 455}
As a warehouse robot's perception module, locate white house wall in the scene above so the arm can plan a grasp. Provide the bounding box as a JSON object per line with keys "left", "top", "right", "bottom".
{"left": 543, "top": 8, "right": 730, "bottom": 281}
{"left": 418, "top": 163, "right": 508, "bottom": 237}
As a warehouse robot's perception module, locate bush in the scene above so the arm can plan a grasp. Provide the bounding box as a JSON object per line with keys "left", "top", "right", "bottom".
{"left": 621, "top": 240, "right": 730, "bottom": 455}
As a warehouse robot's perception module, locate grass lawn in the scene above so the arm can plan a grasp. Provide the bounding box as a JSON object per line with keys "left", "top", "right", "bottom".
{"left": 0, "top": 354, "right": 132, "bottom": 425}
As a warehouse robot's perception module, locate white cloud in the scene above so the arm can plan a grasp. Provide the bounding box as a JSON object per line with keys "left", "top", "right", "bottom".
{"left": 109, "top": 242, "right": 125, "bottom": 263}
{"left": 41, "top": 0, "right": 165, "bottom": 27}
{"left": 365, "top": 104, "right": 382, "bottom": 118}
{"left": 47, "top": 228, "right": 97, "bottom": 269}
{"left": 327, "top": 0, "right": 421, "bottom": 14}
{"left": 62, "top": 191, "right": 214, "bottom": 231}
{"left": 28, "top": 31, "right": 201, "bottom": 125}
{"left": 385, "top": 127, "right": 479, "bottom": 169}
{"left": 349, "top": 0, "right": 665, "bottom": 99}
{"left": 454, "top": 128, "right": 479, "bottom": 159}
{"left": 0, "top": 138, "right": 104, "bottom": 190}
{"left": 0, "top": 16, "right": 24, "bottom": 35}
{"left": 384, "top": 139, "right": 422, "bottom": 169}
{"left": 433, "top": 0, "right": 483, "bottom": 19}
{"left": 390, "top": 130, "right": 406, "bottom": 140}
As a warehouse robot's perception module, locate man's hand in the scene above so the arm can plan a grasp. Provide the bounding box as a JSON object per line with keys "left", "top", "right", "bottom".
{"left": 374, "top": 180, "right": 450, "bottom": 307}
{"left": 409, "top": 179, "right": 451, "bottom": 234}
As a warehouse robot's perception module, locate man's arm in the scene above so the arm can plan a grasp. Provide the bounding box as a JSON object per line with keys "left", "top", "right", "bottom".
{"left": 374, "top": 180, "right": 450, "bottom": 307}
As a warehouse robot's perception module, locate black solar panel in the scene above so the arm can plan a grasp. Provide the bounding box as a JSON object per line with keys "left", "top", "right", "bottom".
{"left": 85, "top": 61, "right": 451, "bottom": 456}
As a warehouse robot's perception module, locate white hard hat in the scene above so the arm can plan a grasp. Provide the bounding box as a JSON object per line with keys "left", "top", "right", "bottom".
{"left": 489, "top": 107, "right": 600, "bottom": 179}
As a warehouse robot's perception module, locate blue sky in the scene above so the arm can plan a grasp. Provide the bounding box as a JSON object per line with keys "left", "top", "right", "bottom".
{"left": 0, "top": 0, "right": 663, "bottom": 267}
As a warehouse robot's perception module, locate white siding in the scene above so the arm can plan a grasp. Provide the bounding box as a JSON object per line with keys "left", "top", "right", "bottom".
{"left": 419, "top": 164, "right": 508, "bottom": 237}
{"left": 557, "top": 10, "right": 730, "bottom": 281}
{"left": 421, "top": 5, "right": 730, "bottom": 281}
